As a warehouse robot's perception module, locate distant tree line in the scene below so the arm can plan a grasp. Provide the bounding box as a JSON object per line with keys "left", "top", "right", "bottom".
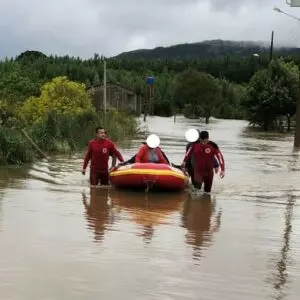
{"left": 1, "top": 48, "right": 300, "bottom": 129}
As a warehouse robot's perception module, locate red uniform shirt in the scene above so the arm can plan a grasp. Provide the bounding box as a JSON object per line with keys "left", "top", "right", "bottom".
{"left": 83, "top": 138, "right": 124, "bottom": 172}
{"left": 183, "top": 143, "right": 225, "bottom": 174}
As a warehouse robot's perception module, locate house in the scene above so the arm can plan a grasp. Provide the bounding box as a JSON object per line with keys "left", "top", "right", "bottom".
{"left": 87, "top": 82, "right": 141, "bottom": 114}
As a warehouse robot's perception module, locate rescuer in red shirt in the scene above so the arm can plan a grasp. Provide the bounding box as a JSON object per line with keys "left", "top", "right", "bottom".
{"left": 182, "top": 130, "right": 225, "bottom": 193}
{"left": 82, "top": 127, "right": 124, "bottom": 186}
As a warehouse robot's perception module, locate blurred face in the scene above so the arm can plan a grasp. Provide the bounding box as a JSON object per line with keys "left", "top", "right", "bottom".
{"left": 96, "top": 128, "right": 106, "bottom": 139}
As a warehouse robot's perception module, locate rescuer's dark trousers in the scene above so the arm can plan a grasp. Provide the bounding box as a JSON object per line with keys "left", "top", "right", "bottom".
{"left": 89, "top": 169, "right": 109, "bottom": 186}
{"left": 193, "top": 169, "right": 214, "bottom": 193}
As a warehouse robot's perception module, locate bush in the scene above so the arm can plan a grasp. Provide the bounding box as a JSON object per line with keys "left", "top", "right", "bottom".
{"left": 1, "top": 75, "right": 140, "bottom": 165}
{"left": 0, "top": 126, "right": 34, "bottom": 164}
{"left": 18, "top": 76, "right": 95, "bottom": 124}
{"left": 27, "top": 110, "right": 139, "bottom": 154}
{"left": 0, "top": 109, "right": 139, "bottom": 165}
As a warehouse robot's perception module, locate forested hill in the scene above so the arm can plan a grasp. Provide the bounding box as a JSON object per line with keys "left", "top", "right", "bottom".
{"left": 113, "top": 39, "right": 300, "bottom": 60}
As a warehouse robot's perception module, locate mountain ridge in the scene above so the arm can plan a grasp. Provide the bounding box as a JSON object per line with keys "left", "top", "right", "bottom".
{"left": 112, "top": 39, "right": 300, "bottom": 60}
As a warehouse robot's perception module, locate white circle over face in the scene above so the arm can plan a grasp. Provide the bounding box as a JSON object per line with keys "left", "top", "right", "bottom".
{"left": 185, "top": 128, "right": 199, "bottom": 142}
{"left": 146, "top": 134, "right": 160, "bottom": 148}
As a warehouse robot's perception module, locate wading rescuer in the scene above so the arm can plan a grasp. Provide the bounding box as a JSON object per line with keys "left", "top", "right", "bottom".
{"left": 135, "top": 134, "right": 168, "bottom": 164}
{"left": 185, "top": 129, "right": 220, "bottom": 183}
{"left": 82, "top": 127, "right": 124, "bottom": 186}
{"left": 182, "top": 130, "right": 225, "bottom": 193}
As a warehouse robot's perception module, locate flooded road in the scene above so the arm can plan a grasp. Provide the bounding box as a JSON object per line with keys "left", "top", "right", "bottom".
{"left": 0, "top": 116, "right": 300, "bottom": 300}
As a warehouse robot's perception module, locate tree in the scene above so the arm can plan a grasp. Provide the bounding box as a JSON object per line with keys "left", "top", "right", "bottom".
{"left": 214, "top": 78, "right": 246, "bottom": 119}
{"left": 153, "top": 71, "right": 175, "bottom": 116}
{"left": 275, "top": 59, "right": 300, "bottom": 131}
{"left": 19, "top": 76, "right": 95, "bottom": 124}
{"left": 173, "top": 69, "right": 201, "bottom": 111}
{"left": 196, "top": 72, "right": 220, "bottom": 123}
{"left": 16, "top": 50, "right": 47, "bottom": 61}
{"left": 85, "top": 79, "right": 92, "bottom": 89}
{"left": 243, "top": 59, "right": 299, "bottom": 131}
{"left": 1, "top": 48, "right": 291, "bottom": 121}
{"left": 93, "top": 72, "right": 100, "bottom": 85}
{"left": 0, "top": 62, "right": 41, "bottom": 102}
{"left": 173, "top": 69, "right": 220, "bottom": 123}
{"left": 243, "top": 70, "right": 279, "bottom": 130}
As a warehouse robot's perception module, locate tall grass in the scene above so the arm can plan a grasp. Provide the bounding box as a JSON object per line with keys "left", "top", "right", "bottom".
{"left": 1, "top": 110, "right": 140, "bottom": 165}
{"left": 0, "top": 126, "right": 34, "bottom": 164}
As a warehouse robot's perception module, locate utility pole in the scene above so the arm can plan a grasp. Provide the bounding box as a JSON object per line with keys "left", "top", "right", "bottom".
{"left": 103, "top": 60, "right": 107, "bottom": 115}
{"left": 274, "top": 3, "right": 300, "bottom": 148}
{"left": 286, "top": 1, "right": 300, "bottom": 148}
{"left": 295, "top": 101, "right": 300, "bottom": 148}
{"left": 144, "top": 76, "right": 155, "bottom": 122}
{"left": 143, "top": 86, "right": 148, "bottom": 122}
{"left": 269, "top": 30, "right": 274, "bottom": 62}
{"left": 149, "top": 84, "right": 154, "bottom": 115}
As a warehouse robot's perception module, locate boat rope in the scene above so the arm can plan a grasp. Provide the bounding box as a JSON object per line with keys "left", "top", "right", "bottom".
{"left": 143, "top": 177, "right": 157, "bottom": 193}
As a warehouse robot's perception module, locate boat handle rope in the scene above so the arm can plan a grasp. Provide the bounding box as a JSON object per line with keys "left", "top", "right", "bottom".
{"left": 143, "top": 177, "right": 158, "bottom": 193}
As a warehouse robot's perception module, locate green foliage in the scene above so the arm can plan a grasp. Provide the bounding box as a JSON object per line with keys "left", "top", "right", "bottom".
{"left": 0, "top": 61, "right": 41, "bottom": 102}
{"left": 16, "top": 50, "right": 47, "bottom": 61}
{"left": 0, "top": 99, "right": 15, "bottom": 125}
{"left": 0, "top": 42, "right": 277, "bottom": 124}
{"left": 93, "top": 72, "right": 100, "bottom": 85}
{"left": 0, "top": 109, "right": 139, "bottom": 165}
{"left": 214, "top": 78, "right": 247, "bottom": 119}
{"left": 101, "top": 110, "right": 140, "bottom": 141}
{"left": 0, "top": 41, "right": 271, "bottom": 123}
{"left": 173, "top": 69, "right": 201, "bottom": 110}
{"left": 173, "top": 69, "right": 220, "bottom": 123}
{"left": 153, "top": 69, "right": 175, "bottom": 116}
{"left": 19, "top": 76, "right": 95, "bottom": 124}
{"left": 0, "top": 126, "right": 34, "bottom": 164}
{"left": 29, "top": 110, "right": 139, "bottom": 154}
{"left": 243, "top": 59, "right": 300, "bottom": 130}
{"left": 114, "top": 40, "right": 300, "bottom": 61}
{"left": 1, "top": 42, "right": 300, "bottom": 158}
{"left": 0, "top": 74, "right": 139, "bottom": 165}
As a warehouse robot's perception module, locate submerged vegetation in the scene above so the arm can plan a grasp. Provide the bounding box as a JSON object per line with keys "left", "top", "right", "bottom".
{"left": 0, "top": 110, "right": 138, "bottom": 165}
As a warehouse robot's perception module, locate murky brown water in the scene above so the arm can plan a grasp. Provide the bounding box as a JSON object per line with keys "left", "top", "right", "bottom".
{"left": 0, "top": 116, "right": 300, "bottom": 300}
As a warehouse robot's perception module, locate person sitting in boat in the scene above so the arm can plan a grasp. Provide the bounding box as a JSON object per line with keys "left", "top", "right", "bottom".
{"left": 120, "top": 142, "right": 170, "bottom": 166}
{"left": 135, "top": 134, "right": 169, "bottom": 164}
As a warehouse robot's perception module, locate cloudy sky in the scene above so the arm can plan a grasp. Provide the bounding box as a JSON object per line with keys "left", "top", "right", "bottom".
{"left": 1, "top": 0, "right": 300, "bottom": 58}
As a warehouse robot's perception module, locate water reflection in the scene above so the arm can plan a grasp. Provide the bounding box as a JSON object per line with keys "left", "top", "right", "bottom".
{"left": 0, "top": 167, "right": 32, "bottom": 230}
{"left": 287, "top": 154, "right": 300, "bottom": 172}
{"left": 181, "top": 193, "right": 222, "bottom": 262}
{"left": 270, "top": 193, "right": 296, "bottom": 300}
{"left": 82, "top": 187, "right": 116, "bottom": 243}
{"left": 0, "top": 191, "right": 3, "bottom": 229}
{"left": 111, "top": 190, "right": 186, "bottom": 243}
{"left": 0, "top": 166, "right": 30, "bottom": 189}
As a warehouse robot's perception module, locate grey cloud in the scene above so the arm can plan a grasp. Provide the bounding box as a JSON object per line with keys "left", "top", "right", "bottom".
{"left": 0, "top": 0, "right": 299, "bottom": 59}
{"left": 209, "top": 0, "right": 276, "bottom": 12}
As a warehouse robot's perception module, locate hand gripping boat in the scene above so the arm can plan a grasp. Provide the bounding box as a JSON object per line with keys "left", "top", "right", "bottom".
{"left": 109, "top": 163, "right": 189, "bottom": 191}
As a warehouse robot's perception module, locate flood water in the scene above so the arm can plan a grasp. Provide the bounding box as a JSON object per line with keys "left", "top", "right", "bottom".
{"left": 0, "top": 116, "right": 300, "bottom": 300}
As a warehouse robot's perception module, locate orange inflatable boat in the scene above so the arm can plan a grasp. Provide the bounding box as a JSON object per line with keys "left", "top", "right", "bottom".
{"left": 109, "top": 163, "right": 189, "bottom": 191}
